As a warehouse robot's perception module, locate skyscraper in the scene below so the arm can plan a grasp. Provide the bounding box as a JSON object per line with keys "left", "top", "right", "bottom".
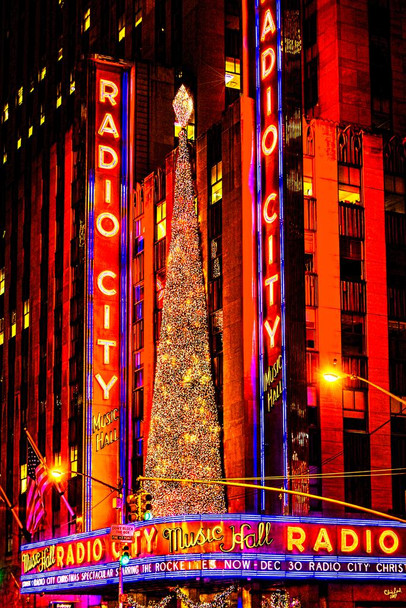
{"left": 0, "top": 1, "right": 405, "bottom": 607}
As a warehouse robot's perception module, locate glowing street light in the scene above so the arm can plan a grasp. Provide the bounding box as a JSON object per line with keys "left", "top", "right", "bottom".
{"left": 322, "top": 371, "right": 406, "bottom": 407}
{"left": 50, "top": 468, "right": 122, "bottom": 492}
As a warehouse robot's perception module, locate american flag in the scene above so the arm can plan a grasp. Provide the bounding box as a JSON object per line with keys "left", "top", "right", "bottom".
{"left": 26, "top": 445, "right": 51, "bottom": 534}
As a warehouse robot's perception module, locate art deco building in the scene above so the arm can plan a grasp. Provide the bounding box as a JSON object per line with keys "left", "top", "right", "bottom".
{"left": 0, "top": 0, "right": 405, "bottom": 607}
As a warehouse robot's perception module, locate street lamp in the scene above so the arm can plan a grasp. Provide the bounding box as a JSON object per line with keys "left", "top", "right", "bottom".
{"left": 322, "top": 372, "right": 406, "bottom": 407}
{"left": 50, "top": 468, "right": 126, "bottom": 608}
{"left": 50, "top": 468, "right": 122, "bottom": 493}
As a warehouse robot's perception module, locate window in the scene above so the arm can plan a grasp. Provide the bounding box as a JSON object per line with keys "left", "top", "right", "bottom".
{"left": 303, "top": 157, "right": 313, "bottom": 196}
{"left": 211, "top": 162, "right": 223, "bottom": 204}
{"left": 20, "top": 464, "right": 27, "bottom": 494}
{"left": 10, "top": 311, "right": 16, "bottom": 338}
{"left": 83, "top": 8, "right": 91, "bottom": 32}
{"left": 225, "top": 57, "right": 240, "bottom": 89}
{"left": 339, "top": 165, "right": 361, "bottom": 205}
{"left": 341, "top": 313, "right": 365, "bottom": 355}
{"left": 17, "top": 86, "right": 23, "bottom": 105}
{"left": 39, "top": 66, "right": 46, "bottom": 81}
{"left": 23, "top": 300, "right": 29, "bottom": 329}
{"left": 0, "top": 318, "right": 4, "bottom": 345}
{"left": 0, "top": 268, "right": 5, "bottom": 295}
{"left": 40, "top": 105, "right": 45, "bottom": 125}
{"left": 56, "top": 83, "right": 62, "bottom": 108}
{"left": 69, "top": 72, "right": 75, "bottom": 94}
{"left": 118, "top": 15, "right": 126, "bottom": 41}
{"left": 54, "top": 452, "right": 61, "bottom": 469}
{"left": 58, "top": 47, "right": 63, "bottom": 61}
{"left": 155, "top": 202, "right": 166, "bottom": 241}
{"left": 3, "top": 103, "right": 9, "bottom": 122}
{"left": 174, "top": 122, "right": 195, "bottom": 140}
{"left": 28, "top": 124, "right": 33, "bottom": 138}
{"left": 70, "top": 445, "right": 78, "bottom": 476}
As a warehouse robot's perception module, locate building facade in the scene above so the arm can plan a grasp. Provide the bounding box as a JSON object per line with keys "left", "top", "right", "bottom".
{"left": 0, "top": 0, "right": 405, "bottom": 607}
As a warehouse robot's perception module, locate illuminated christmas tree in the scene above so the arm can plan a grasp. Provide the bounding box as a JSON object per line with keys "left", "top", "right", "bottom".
{"left": 145, "top": 86, "right": 226, "bottom": 515}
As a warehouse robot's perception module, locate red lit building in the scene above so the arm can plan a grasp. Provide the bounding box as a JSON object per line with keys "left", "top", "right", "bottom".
{"left": 0, "top": 1, "right": 405, "bottom": 608}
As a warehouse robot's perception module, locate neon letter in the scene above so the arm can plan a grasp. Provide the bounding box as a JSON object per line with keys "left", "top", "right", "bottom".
{"left": 263, "top": 193, "right": 278, "bottom": 223}
{"left": 341, "top": 529, "right": 359, "bottom": 553}
{"left": 96, "top": 212, "right": 120, "bottom": 237}
{"left": 265, "top": 274, "right": 279, "bottom": 305}
{"left": 262, "top": 125, "right": 278, "bottom": 156}
{"left": 313, "top": 528, "right": 333, "bottom": 553}
{"left": 104, "top": 304, "right": 110, "bottom": 329}
{"left": 264, "top": 316, "right": 280, "bottom": 348}
{"left": 261, "top": 9, "right": 276, "bottom": 40}
{"left": 261, "top": 48, "right": 275, "bottom": 80}
{"left": 97, "top": 339, "right": 117, "bottom": 364}
{"left": 365, "top": 529, "right": 372, "bottom": 554}
{"left": 97, "top": 270, "right": 117, "bottom": 296}
{"left": 98, "top": 113, "right": 120, "bottom": 138}
{"left": 266, "top": 86, "right": 272, "bottom": 115}
{"left": 105, "top": 179, "right": 111, "bottom": 204}
{"left": 287, "top": 526, "right": 306, "bottom": 552}
{"left": 95, "top": 373, "right": 118, "bottom": 399}
{"left": 100, "top": 79, "right": 119, "bottom": 105}
{"left": 98, "top": 145, "right": 118, "bottom": 169}
{"left": 379, "top": 530, "right": 399, "bottom": 554}
{"left": 268, "top": 235, "right": 274, "bottom": 264}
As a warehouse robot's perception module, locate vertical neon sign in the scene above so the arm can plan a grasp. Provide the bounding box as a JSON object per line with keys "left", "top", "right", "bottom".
{"left": 85, "top": 60, "right": 130, "bottom": 530}
{"left": 256, "top": 0, "right": 287, "bottom": 509}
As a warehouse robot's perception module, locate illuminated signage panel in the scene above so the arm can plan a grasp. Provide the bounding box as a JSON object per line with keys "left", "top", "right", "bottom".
{"left": 21, "top": 516, "right": 406, "bottom": 593}
{"left": 85, "top": 60, "right": 130, "bottom": 530}
{"left": 257, "top": 0, "right": 283, "bottom": 413}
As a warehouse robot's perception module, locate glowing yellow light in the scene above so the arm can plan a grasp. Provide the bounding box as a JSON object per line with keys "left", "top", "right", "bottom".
{"left": 96, "top": 212, "right": 120, "bottom": 237}
{"left": 28, "top": 125, "right": 33, "bottom": 138}
{"left": 323, "top": 373, "right": 340, "bottom": 382}
{"left": 17, "top": 138, "right": 22, "bottom": 149}
{"left": 40, "top": 67, "right": 46, "bottom": 81}
{"left": 98, "top": 145, "right": 118, "bottom": 169}
{"left": 56, "top": 95, "right": 62, "bottom": 108}
{"left": 95, "top": 373, "right": 118, "bottom": 399}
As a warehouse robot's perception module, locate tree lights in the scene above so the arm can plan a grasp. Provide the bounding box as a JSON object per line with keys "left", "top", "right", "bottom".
{"left": 144, "top": 86, "right": 225, "bottom": 515}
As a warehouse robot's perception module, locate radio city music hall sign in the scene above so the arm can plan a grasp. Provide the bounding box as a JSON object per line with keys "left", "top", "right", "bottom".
{"left": 20, "top": 516, "right": 406, "bottom": 593}
{"left": 257, "top": 0, "right": 283, "bottom": 411}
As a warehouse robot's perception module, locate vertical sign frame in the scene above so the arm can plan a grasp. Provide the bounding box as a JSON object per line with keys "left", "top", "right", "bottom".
{"left": 255, "top": 0, "right": 288, "bottom": 511}
{"left": 85, "top": 58, "right": 131, "bottom": 531}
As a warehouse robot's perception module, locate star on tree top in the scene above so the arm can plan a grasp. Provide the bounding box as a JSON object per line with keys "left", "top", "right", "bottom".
{"left": 173, "top": 85, "right": 193, "bottom": 128}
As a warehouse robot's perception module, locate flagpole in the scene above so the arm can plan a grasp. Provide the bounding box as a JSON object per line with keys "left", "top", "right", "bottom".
{"left": 0, "top": 483, "right": 25, "bottom": 530}
{"left": 24, "top": 428, "right": 75, "bottom": 518}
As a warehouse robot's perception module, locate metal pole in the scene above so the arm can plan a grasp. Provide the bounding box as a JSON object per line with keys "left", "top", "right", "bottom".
{"left": 118, "top": 562, "right": 123, "bottom": 608}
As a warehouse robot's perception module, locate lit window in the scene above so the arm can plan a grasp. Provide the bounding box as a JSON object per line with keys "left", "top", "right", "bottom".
{"left": 40, "top": 66, "right": 46, "bottom": 81}
{"left": 339, "top": 165, "right": 361, "bottom": 205}
{"left": 156, "top": 202, "right": 166, "bottom": 241}
{"left": 40, "top": 106, "right": 45, "bottom": 125}
{"left": 225, "top": 57, "right": 241, "bottom": 90}
{"left": 20, "top": 464, "right": 27, "bottom": 494}
{"left": 0, "top": 268, "right": 4, "bottom": 294}
{"left": 0, "top": 318, "right": 4, "bottom": 345}
{"left": 3, "top": 103, "right": 9, "bottom": 122}
{"left": 135, "top": 10, "right": 142, "bottom": 27}
{"left": 83, "top": 8, "right": 91, "bottom": 32}
{"left": 10, "top": 311, "right": 16, "bottom": 338}
{"left": 28, "top": 124, "right": 33, "bottom": 138}
{"left": 118, "top": 15, "right": 125, "bottom": 41}
{"left": 54, "top": 452, "right": 61, "bottom": 469}
{"left": 303, "top": 156, "right": 313, "bottom": 196}
{"left": 2, "top": 150, "right": 6, "bottom": 164}
{"left": 69, "top": 72, "right": 75, "bottom": 95}
{"left": 211, "top": 161, "right": 223, "bottom": 204}
{"left": 56, "top": 84, "right": 62, "bottom": 108}
{"left": 58, "top": 47, "right": 63, "bottom": 61}
{"left": 23, "top": 300, "right": 29, "bottom": 329}
{"left": 174, "top": 123, "right": 195, "bottom": 140}
{"left": 17, "top": 86, "right": 23, "bottom": 105}
{"left": 70, "top": 445, "right": 78, "bottom": 476}
{"left": 17, "top": 137, "right": 22, "bottom": 149}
